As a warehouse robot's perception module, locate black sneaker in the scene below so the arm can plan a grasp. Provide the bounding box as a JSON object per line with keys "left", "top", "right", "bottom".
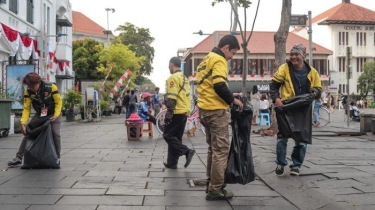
{"left": 7, "top": 157, "right": 22, "bottom": 166}
{"left": 275, "top": 165, "right": 284, "bottom": 176}
{"left": 290, "top": 167, "right": 300, "bottom": 176}
{"left": 206, "top": 189, "right": 234, "bottom": 201}
{"left": 184, "top": 149, "right": 195, "bottom": 168}
{"left": 163, "top": 162, "right": 177, "bottom": 169}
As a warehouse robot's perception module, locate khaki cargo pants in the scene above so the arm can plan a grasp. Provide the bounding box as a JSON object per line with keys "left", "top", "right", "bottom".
{"left": 199, "top": 108, "right": 230, "bottom": 192}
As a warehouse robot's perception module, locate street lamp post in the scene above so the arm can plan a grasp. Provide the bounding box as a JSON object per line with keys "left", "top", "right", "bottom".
{"left": 104, "top": 8, "right": 115, "bottom": 42}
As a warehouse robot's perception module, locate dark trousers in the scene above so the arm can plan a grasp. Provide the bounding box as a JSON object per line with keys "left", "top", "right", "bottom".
{"left": 16, "top": 114, "right": 62, "bottom": 159}
{"left": 163, "top": 114, "right": 190, "bottom": 165}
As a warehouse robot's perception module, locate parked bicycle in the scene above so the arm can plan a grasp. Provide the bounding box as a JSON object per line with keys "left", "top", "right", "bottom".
{"left": 317, "top": 106, "right": 330, "bottom": 127}
{"left": 155, "top": 105, "right": 206, "bottom": 135}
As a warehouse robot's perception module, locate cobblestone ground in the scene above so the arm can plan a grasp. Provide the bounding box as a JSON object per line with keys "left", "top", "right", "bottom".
{"left": 0, "top": 108, "right": 374, "bottom": 210}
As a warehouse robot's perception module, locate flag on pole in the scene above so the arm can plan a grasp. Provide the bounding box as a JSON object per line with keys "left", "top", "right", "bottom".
{"left": 109, "top": 69, "right": 131, "bottom": 99}
{"left": 101, "top": 63, "right": 115, "bottom": 91}
{"left": 118, "top": 78, "right": 132, "bottom": 97}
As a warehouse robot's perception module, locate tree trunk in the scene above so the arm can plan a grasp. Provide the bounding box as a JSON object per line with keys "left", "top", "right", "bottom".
{"left": 262, "top": 0, "right": 292, "bottom": 135}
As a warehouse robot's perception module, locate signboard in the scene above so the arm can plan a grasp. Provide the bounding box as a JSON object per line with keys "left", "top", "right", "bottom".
{"left": 6, "top": 65, "right": 35, "bottom": 109}
{"left": 290, "top": 15, "right": 307, "bottom": 26}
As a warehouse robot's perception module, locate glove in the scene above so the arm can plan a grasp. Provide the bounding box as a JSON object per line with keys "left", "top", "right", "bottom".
{"left": 310, "top": 88, "right": 321, "bottom": 99}
{"left": 164, "top": 110, "right": 173, "bottom": 125}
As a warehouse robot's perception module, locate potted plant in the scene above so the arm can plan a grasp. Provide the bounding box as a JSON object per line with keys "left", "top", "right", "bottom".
{"left": 63, "top": 89, "right": 82, "bottom": 122}
{"left": 100, "top": 100, "right": 110, "bottom": 116}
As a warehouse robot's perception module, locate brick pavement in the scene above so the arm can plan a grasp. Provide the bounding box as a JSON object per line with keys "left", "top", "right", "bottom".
{"left": 0, "top": 109, "right": 374, "bottom": 209}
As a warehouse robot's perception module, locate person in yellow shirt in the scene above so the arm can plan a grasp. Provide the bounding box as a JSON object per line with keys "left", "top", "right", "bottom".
{"left": 8, "top": 72, "right": 62, "bottom": 167}
{"left": 163, "top": 57, "right": 195, "bottom": 170}
{"left": 197, "top": 35, "right": 243, "bottom": 201}
{"left": 270, "top": 44, "right": 322, "bottom": 177}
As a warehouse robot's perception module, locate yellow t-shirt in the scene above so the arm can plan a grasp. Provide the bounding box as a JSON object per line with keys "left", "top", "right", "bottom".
{"left": 165, "top": 71, "right": 191, "bottom": 114}
{"left": 197, "top": 51, "right": 229, "bottom": 110}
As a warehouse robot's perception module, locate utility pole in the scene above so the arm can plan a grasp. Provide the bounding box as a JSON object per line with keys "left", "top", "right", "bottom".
{"left": 308, "top": 11, "right": 313, "bottom": 66}
{"left": 346, "top": 46, "right": 352, "bottom": 127}
{"left": 104, "top": 8, "right": 115, "bottom": 42}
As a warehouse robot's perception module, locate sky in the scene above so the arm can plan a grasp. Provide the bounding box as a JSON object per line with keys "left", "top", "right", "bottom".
{"left": 69, "top": 0, "right": 374, "bottom": 93}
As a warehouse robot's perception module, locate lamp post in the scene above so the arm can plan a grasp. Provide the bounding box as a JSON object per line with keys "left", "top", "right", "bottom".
{"left": 104, "top": 8, "right": 115, "bottom": 42}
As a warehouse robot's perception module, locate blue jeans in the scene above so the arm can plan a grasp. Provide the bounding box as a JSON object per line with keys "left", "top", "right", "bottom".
{"left": 313, "top": 101, "right": 321, "bottom": 123}
{"left": 276, "top": 137, "right": 307, "bottom": 168}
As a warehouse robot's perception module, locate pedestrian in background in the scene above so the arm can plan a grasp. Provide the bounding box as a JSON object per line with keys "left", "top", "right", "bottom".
{"left": 270, "top": 44, "right": 322, "bottom": 177}
{"left": 162, "top": 57, "right": 195, "bottom": 170}
{"left": 152, "top": 87, "right": 161, "bottom": 116}
{"left": 197, "top": 34, "right": 243, "bottom": 201}
{"left": 250, "top": 85, "right": 260, "bottom": 125}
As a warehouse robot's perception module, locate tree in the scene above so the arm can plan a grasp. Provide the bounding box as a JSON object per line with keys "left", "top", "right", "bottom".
{"left": 134, "top": 76, "right": 156, "bottom": 92}
{"left": 274, "top": 0, "right": 292, "bottom": 71}
{"left": 72, "top": 39, "right": 104, "bottom": 80}
{"left": 358, "top": 61, "right": 375, "bottom": 100}
{"left": 97, "top": 43, "right": 144, "bottom": 82}
{"left": 212, "top": 0, "right": 261, "bottom": 96}
{"left": 114, "top": 23, "right": 155, "bottom": 76}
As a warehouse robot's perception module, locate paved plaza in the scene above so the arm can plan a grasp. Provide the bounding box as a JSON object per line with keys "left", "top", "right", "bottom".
{"left": 0, "top": 108, "right": 374, "bottom": 210}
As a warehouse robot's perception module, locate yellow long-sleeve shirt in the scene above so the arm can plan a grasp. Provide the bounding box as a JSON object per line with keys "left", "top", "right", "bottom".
{"left": 21, "top": 83, "right": 62, "bottom": 125}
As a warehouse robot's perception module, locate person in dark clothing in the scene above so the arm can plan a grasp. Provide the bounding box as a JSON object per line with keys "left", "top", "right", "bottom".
{"left": 163, "top": 57, "right": 195, "bottom": 170}
{"left": 123, "top": 90, "right": 130, "bottom": 117}
{"left": 270, "top": 44, "right": 322, "bottom": 177}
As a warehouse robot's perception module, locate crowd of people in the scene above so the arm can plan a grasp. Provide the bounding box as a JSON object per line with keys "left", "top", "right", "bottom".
{"left": 13, "top": 35, "right": 355, "bottom": 202}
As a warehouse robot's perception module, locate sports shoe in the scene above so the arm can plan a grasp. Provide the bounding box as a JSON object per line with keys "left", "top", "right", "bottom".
{"left": 206, "top": 189, "right": 234, "bottom": 201}
{"left": 206, "top": 181, "right": 227, "bottom": 193}
{"left": 184, "top": 149, "right": 195, "bottom": 168}
{"left": 7, "top": 157, "right": 22, "bottom": 166}
{"left": 290, "top": 167, "right": 300, "bottom": 176}
{"left": 163, "top": 162, "right": 177, "bottom": 169}
{"left": 275, "top": 165, "right": 284, "bottom": 176}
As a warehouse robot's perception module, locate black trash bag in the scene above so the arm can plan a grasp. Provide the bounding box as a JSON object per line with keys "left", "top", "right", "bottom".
{"left": 225, "top": 97, "right": 255, "bottom": 185}
{"left": 24, "top": 118, "right": 60, "bottom": 169}
{"left": 274, "top": 93, "right": 314, "bottom": 144}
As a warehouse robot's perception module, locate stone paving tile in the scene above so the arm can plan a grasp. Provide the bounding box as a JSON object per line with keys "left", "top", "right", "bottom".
{"left": 312, "top": 179, "right": 368, "bottom": 189}
{"left": 166, "top": 207, "right": 233, "bottom": 210}
{"left": 61, "top": 176, "right": 115, "bottom": 182}
{"left": 27, "top": 205, "right": 98, "bottom": 210}
{"left": 98, "top": 207, "right": 165, "bottom": 210}
{"left": 45, "top": 188, "right": 107, "bottom": 195}
{"left": 149, "top": 171, "right": 206, "bottom": 178}
{"left": 334, "top": 193, "right": 375, "bottom": 205}
{"left": 0, "top": 204, "right": 30, "bottom": 210}
{"left": 232, "top": 206, "right": 298, "bottom": 210}
{"left": 0, "top": 195, "right": 61, "bottom": 204}
{"left": 315, "top": 187, "right": 362, "bottom": 195}
{"left": 72, "top": 180, "right": 146, "bottom": 189}
{"left": 229, "top": 196, "right": 296, "bottom": 206}
{"left": 0, "top": 188, "right": 49, "bottom": 195}
{"left": 84, "top": 170, "right": 148, "bottom": 177}
{"left": 144, "top": 195, "right": 230, "bottom": 206}
{"left": 56, "top": 195, "right": 143, "bottom": 205}
{"left": 0, "top": 180, "right": 76, "bottom": 188}
{"left": 106, "top": 187, "right": 164, "bottom": 195}
{"left": 11, "top": 171, "right": 86, "bottom": 181}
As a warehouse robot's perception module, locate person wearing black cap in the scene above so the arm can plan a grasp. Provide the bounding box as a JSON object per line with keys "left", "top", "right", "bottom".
{"left": 162, "top": 56, "right": 195, "bottom": 170}
{"left": 196, "top": 34, "right": 243, "bottom": 201}
{"left": 270, "top": 44, "right": 322, "bottom": 177}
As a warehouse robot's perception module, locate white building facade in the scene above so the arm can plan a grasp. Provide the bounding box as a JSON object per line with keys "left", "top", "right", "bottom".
{"left": 293, "top": 0, "right": 375, "bottom": 95}
{"left": 0, "top": 0, "right": 74, "bottom": 101}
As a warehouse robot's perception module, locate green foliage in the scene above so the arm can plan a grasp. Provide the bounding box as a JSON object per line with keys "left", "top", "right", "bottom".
{"left": 63, "top": 89, "right": 82, "bottom": 112}
{"left": 212, "top": 0, "right": 252, "bottom": 8}
{"left": 357, "top": 61, "right": 375, "bottom": 99}
{"left": 100, "top": 100, "right": 110, "bottom": 111}
{"left": 114, "top": 22, "right": 155, "bottom": 76}
{"left": 97, "top": 43, "right": 143, "bottom": 82}
{"left": 73, "top": 39, "right": 104, "bottom": 80}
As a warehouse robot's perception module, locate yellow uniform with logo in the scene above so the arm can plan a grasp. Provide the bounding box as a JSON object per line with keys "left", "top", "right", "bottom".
{"left": 165, "top": 71, "right": 191, "bottom": 114}
{"left": 196, "top": 49, "right": 233, "bottom": 193}
{"left": 197, "top": 52, "right": 229, "bottom": 110}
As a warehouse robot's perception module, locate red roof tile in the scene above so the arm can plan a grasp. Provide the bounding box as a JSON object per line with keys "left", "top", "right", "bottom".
{"left": 189, "top": 31, "right": 332, "bottom": 55}
{"left": 314, "top": 2, "right": 375, "bottom": 25}
{"left": 72, "top": 11, "right": 107, "bottom": 36}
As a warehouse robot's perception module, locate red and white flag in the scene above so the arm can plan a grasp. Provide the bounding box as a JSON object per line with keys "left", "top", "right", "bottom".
{"left": 109, "top": 69, "right": 131, "bottom": 98}
{"left": 101, "top": 63, "right": 115, "bottom": 91}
